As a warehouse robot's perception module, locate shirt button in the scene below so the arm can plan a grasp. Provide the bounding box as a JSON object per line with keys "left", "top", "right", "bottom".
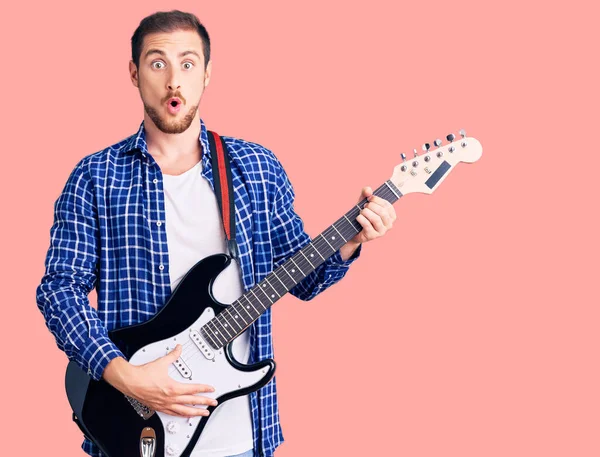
{"left": 156, "top": 221, "right": 162, "bottom": 227}
{"left": 159, "top": 264, "right": 164, "bottom": 271}
{"left": 153, "top": 178, "right": 158, "bottom": 184}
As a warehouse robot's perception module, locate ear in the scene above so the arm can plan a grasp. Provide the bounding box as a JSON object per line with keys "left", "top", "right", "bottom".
{"left": 129, "top": 60, "right": 139, "bottom": 88}
{"left": 204, "top": 60, "right": 212, "bottom": 88}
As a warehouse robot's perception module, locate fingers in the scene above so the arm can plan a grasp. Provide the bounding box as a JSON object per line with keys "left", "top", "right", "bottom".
{"left": 359, "top": 207, "right": 386, "bottom": 232}
{"left": 358, "top": 186, "right": 373, "bottom": 203}
{"left": 162, "top": 344, "right": 183, "bottom": 364}
{"left": 356, "top": 213, "right": 381, "bottom": 239}
{"left": 367, "top": 195, "right": 395, "bottom": 215}
{"left": 176, "top": 382, "right": 216, "bottom": 395}
{"left": 356, "top": 195, "right": 396, "bottom": 240}
{"left": 169, "top": 404, "right": 211, "bottom": 418}
{"left": 364, "top": 199, "right": 396, "bottom": 226}
{"left": 174, "top": 394, "right": 218, "bottom": 407}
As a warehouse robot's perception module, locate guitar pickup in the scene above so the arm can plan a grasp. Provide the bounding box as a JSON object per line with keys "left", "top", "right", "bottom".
{"left": 173, "top": 357, "right": 192, "bottom": 379}
{"left": 190, "top": 330, "right": 215, "bottom": 360}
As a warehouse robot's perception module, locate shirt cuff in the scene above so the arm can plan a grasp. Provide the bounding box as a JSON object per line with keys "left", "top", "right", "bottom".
{"left": 80, "top": 335, "right": 126, "bottom": 381}
{"left": 329, "top": 243, "right": 362, "bottom": 268}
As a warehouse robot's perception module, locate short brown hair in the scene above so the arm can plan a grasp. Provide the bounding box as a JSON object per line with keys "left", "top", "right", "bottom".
{"left": 131, "top": 10, "right": 211, "bottom": 69}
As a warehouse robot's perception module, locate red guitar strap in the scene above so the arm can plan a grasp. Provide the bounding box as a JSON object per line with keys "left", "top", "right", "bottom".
{"left": 207, "top": 131, "right": 239, "bottom": 260}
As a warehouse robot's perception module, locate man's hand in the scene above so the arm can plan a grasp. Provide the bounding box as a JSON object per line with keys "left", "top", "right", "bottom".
{"left": 102, "top": 344, "right": 217, "bottom": 418}
{"left": 340, "top": 186, "right": 396, "bottom": 261}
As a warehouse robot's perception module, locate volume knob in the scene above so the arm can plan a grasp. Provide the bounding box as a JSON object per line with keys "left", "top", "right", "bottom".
{"left": 166, "top": 421, "right": 180, "bottom": 434}
{"left": 166, "top": 443, "right": 180, "bottom": 456}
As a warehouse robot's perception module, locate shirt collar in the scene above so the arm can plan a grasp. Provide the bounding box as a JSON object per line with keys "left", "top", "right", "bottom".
{"left": 121, "top": 118, "right": 212, "bottom": 164}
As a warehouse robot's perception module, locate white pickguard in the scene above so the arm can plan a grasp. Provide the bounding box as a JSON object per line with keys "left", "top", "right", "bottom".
{"left": 128, "top": 307, "right": 267, "bottom": 457}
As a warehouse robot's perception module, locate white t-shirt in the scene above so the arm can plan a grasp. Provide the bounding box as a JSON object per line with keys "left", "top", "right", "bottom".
{"left": 162, "top": 160, "right": 254, "bottom": 457}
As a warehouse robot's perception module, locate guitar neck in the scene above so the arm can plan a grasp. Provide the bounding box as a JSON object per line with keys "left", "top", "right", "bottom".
{"left": 200, "top": 180, "right": 403, "bottom": 349}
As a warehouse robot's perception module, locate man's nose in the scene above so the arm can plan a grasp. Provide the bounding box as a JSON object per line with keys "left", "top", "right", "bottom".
{"left": 167, "top": 69, "right": 181, "bottom": 92}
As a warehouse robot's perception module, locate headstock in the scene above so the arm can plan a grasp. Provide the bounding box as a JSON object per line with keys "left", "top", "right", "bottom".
{"left": 391, "top": 129, "right": 482, "bottom": 195}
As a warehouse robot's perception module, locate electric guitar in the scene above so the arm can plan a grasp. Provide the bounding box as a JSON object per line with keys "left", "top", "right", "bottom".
{"left": 65, "top": 130, "right": 483, "bottom": 457}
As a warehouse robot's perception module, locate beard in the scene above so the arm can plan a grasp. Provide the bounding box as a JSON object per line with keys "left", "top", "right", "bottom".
{"left": 143, "top": 99, "right": 199, "bottom": 134}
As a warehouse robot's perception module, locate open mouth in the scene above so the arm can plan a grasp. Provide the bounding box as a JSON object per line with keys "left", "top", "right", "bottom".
{"left": 166, "top": 98, "right": 182, "bottom": 113}
{"left": 167, "top": 97, "right": 182, "bottom": 107}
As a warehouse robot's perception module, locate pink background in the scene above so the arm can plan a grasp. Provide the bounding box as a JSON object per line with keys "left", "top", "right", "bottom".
{"left": 2, "top": 1, "right": 598, "bottom": 456}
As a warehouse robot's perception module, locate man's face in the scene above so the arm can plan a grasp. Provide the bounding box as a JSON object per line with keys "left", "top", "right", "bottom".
{"left": 129, "top": 29, "right": 212, "bottom": 134}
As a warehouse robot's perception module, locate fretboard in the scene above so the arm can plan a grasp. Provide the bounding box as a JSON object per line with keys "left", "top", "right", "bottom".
{"left": 200, "top": 180, "right": 402, "bottom": 349}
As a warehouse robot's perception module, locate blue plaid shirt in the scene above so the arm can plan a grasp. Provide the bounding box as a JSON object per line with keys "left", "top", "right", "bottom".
{"left": 36, "top": 118, "right": 361, "bottom": 457}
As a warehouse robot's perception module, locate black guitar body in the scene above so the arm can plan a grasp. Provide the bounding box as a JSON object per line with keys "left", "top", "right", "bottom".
{"left": 65, "top": 254, "right": 276, "bottom": 457}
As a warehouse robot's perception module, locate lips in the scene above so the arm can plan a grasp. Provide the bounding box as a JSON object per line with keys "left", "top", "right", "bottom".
{"left": 167, "top": 97, "right": 182, "bottom": 107}
{"left": 166, "top": 97, "right": 182, "bottom": 114}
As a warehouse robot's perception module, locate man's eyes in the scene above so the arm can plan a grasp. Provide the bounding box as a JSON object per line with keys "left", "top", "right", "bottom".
{"left": 151, "top": 61, "right": 194, "bottom": 70}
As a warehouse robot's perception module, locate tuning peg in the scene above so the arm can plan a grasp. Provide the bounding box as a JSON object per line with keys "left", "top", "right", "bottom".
{"left": 401, "top": 153, "right": 407, "bottom": 162}
{"left": 459, "top": 129, "right": 466, "bottom": 138}
{"left": 434, "top": 139, "right": 442, "bottom": 147}
{"left": 422, "top": 143, "right": 430, "bottom": 153}
{"left": 413, "top": 148, "right": 418, "bottom": 157}
{"left": 446, "top": 133, "right": 456, "bottom": 142}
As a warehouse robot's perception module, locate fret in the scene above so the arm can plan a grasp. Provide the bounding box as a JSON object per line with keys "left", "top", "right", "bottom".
{"left": 316, "top": 237, "right": 334, "bottom": 259}
{"left": 292, "top": 253, "right": 312, "bottom": 274}
{"left": 256, "top": 283, "right": 274, "bottom": 304}
{"left": 242, "top": 294, "right": 260, "bottom": 316}
{"left": 200, "top": 327, "right": 219, "bottom": 349}
{"left": 237, "top": 310, "right": 250, "bottom": 327}
{"left": 290, "top": 258, "right": 305, "bottom": 276}
{"left": 385, "top": 180, "right": 400, "bottom": 199}
{"left": 304, "top": 243, "right": 325, "bottom": 262}
{"left": 249, "top": 289, "right": 267, "bottom": 311}
{"left": 208, "top": 320, "right": 226, "bottom": 344}
{"left": 273, "top": 269, "right": 293, "bottom": 290}
{"left": 205, "top": 319, "right": 225, "bottom": 347}
{"left": 280, "top": 265, "right": 297, "bottom": 285}
{"left": 226, "top": 307, "right": 245, "bottom": 331}
{"left": 322, "top": 226, "right": 343, "bottom": 247}
{"left": 260, "top": 279, "right": 280, "bottom": 302}
{"left": 237, "top": 298, "right": 254, "bottom": 321}
{"left": 284, "top": 259, "right": 305, "bottom": 284}
{"left": 331, "top": 223, "right": 346, "bottom": 243}
{"left": 299, "top": 250, "right": 315, "bottom": 269}
{"left": 320, "top": 233, "right": 335, "bottom": 251}
{"left": 264, "top": 277, "right": 282, "bottom": 300}
{"left": 217, "top": 314, "right": 234, "bottom": 339}
{"left": 341, "top": 214, "right": 360, "bottom": 236}
{"left": 272, "top": 270, "right": 288, "bottom": 291}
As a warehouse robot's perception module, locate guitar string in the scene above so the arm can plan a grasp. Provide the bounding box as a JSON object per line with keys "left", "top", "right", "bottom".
{"left": 158, "top": 182, "right": 399, "bottom": 376}
{"left": 174, "top": 184, "right": 397, "bottom": 356}
{"left": 205, "top": 183, "right": 399, "bottom": 345}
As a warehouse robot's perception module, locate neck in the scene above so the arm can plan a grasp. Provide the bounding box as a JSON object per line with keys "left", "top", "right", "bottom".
{"left": 144, "top": 115, "right": 202, "bottom": 161}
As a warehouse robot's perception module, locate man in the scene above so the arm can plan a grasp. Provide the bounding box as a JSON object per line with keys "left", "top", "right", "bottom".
{"left": 36, "top": 10, "right": 396, "bottom": 457}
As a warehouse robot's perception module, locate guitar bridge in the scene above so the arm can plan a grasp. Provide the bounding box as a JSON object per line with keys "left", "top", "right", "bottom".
{"left": 125, "top": 394, "right": 155, "bottom": 420}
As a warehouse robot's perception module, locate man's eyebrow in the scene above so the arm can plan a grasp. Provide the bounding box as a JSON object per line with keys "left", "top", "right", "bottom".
{"left": 144, "top": 49, "right": 202, "bottom": 60}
